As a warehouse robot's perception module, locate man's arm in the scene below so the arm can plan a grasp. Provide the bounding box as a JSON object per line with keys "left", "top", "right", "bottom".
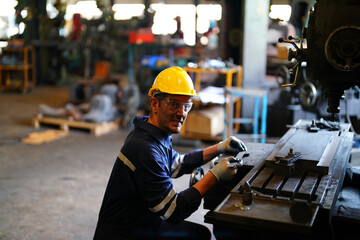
{"left": 202, "top": 144, "right": 219, "bottom": 163}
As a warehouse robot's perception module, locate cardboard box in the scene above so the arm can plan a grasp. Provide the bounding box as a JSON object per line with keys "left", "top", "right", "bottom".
{"left": 185, "top": 105, "right": 224, "bottom": 137}
{"left": 277, "top": 44, "right": 289, "bottom": 60}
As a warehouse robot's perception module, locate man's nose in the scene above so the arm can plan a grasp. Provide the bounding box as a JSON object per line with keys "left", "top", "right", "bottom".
{"left": 175, "top": 106, "right": 187, "bottom": 116}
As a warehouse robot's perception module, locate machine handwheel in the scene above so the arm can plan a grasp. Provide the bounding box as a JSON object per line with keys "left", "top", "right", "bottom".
{"left": 189, "top": 167, "right": 204, "bottom": 187}
{"left": 299, "top": 81, "right": 317, "bottom": 107}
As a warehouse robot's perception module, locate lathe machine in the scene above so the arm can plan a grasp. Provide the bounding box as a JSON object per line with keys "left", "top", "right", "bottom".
{"left": 203, "top": 0, "right": 360, "bottom": 238}
{"left": 204, "top": 119, "right": 354, "bottom": 239}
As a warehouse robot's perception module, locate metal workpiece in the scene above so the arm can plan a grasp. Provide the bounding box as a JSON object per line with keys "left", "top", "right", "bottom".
{"left": 228, "top": 157, "right": 244, "bottom": 168}
{"left": 272, "top": 148, "right": 302, "bottom": 177}
{"left": 205, "top": 120, "right": 354, "bottom": 235}
{"left": 308, "top": 119, "right": 320, "bottom": 132}
{"left": 287, "top": 118, "right": 341, "bottom": 132}
{"left": 242, "top": 181, "right": 254, "bottom": 206}
{"left": 233, "top": 182, "right": 253, "bottom": 211}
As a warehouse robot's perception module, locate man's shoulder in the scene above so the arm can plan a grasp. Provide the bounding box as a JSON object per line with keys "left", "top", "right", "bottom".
{"left": 121, "top": 133, "right": 167, "bottom": 170}
{"left": 123, "top": 130, "right": 161, "bottom": 154}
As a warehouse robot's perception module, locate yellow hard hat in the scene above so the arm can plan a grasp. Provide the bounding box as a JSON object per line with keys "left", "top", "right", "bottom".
{"left": 148, "top": 66, "right": 198, "bottom": 97}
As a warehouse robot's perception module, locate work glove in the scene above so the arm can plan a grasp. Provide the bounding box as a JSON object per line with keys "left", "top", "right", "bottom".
{"left": 209, "top": 156, "right": 240, "bottom": 182}
{"left": 218, "top": 136, "right": 247, "bottom": 155}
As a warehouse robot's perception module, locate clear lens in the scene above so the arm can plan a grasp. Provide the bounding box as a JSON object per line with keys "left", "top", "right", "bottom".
{"left": 157, "top": 97, "right": 193, "bottom": 113}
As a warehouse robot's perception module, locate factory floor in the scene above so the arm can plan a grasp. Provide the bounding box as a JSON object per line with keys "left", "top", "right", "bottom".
{"left": 0, "top": 86, "right": 217, "bottom": 240}
{"left": 1, "top": 86, "right": 359, "bottom": 240}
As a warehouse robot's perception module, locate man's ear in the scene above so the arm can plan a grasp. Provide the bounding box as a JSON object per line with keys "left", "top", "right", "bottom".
{"left": 150, "top": 97, "right": 159, "bottom": 113}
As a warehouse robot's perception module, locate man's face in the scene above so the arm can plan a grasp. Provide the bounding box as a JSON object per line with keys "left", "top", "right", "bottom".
{"left": 152, "top": 94, "right": 193, "bottom": 135}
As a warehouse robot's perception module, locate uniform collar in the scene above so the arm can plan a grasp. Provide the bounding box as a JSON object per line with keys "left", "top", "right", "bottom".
{"left": 134, "top": 116, "right": 173, "bottom": 148}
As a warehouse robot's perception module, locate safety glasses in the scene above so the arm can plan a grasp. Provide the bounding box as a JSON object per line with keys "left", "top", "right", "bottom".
{"left": 156, "top": 96, "right": 193, "bottom": 113}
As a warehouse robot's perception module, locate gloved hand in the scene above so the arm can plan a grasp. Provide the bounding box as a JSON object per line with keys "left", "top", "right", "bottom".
{"left": 209, "top": 156, "right": 238, "bottom": 182}
{"left": 218, "top": 136, "right": 247, "bottom": 155}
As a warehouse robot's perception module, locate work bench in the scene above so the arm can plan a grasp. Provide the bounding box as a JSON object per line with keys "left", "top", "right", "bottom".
{"left": 203, "top": 119, "right": 355, "bottom": 240}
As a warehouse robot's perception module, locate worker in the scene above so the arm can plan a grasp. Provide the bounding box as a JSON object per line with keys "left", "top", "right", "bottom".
{"left": 93, "top": 66, "right": 247, "bottom": 240}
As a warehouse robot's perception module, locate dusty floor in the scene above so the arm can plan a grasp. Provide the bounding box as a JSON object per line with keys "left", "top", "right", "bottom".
{"left": 1, "top": 86, "right": 359, "bottom": 240}
{"left": 0, "top": 86, "right": 216, "bottom": 240}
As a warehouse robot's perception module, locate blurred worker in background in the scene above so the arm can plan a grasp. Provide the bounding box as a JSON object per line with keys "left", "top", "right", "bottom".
{"left": 94, "top": 66, "right": 247, "bottom": 239}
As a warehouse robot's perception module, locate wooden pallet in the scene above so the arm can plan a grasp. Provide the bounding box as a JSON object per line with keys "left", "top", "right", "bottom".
{"left": 32, "top": 115, "right": 119, "bottom": 136}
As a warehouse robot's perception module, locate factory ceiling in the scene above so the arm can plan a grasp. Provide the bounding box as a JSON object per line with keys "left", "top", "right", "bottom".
{"left": 60, "top": 0, "right": 221, "bottom": 5}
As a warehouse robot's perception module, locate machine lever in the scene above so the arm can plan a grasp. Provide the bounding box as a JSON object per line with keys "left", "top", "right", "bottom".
{"left": 278, "top": 37, "right": 301, "bottom": 51}
{"left": 278, "top": 35, "right": 306, "bottom": 88}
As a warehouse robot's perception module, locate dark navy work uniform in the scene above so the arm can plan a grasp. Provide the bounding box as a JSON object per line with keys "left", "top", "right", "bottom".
{"left": 94, "top": 116, "right": 211, "bottom": 239}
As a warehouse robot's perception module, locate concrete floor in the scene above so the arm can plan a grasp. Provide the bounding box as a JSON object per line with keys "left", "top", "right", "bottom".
{"left": 0, "top": 86, "right": 216, "bottom": 240}
{"left": 2, "top": 86, "right": 359, "bottom": 240}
